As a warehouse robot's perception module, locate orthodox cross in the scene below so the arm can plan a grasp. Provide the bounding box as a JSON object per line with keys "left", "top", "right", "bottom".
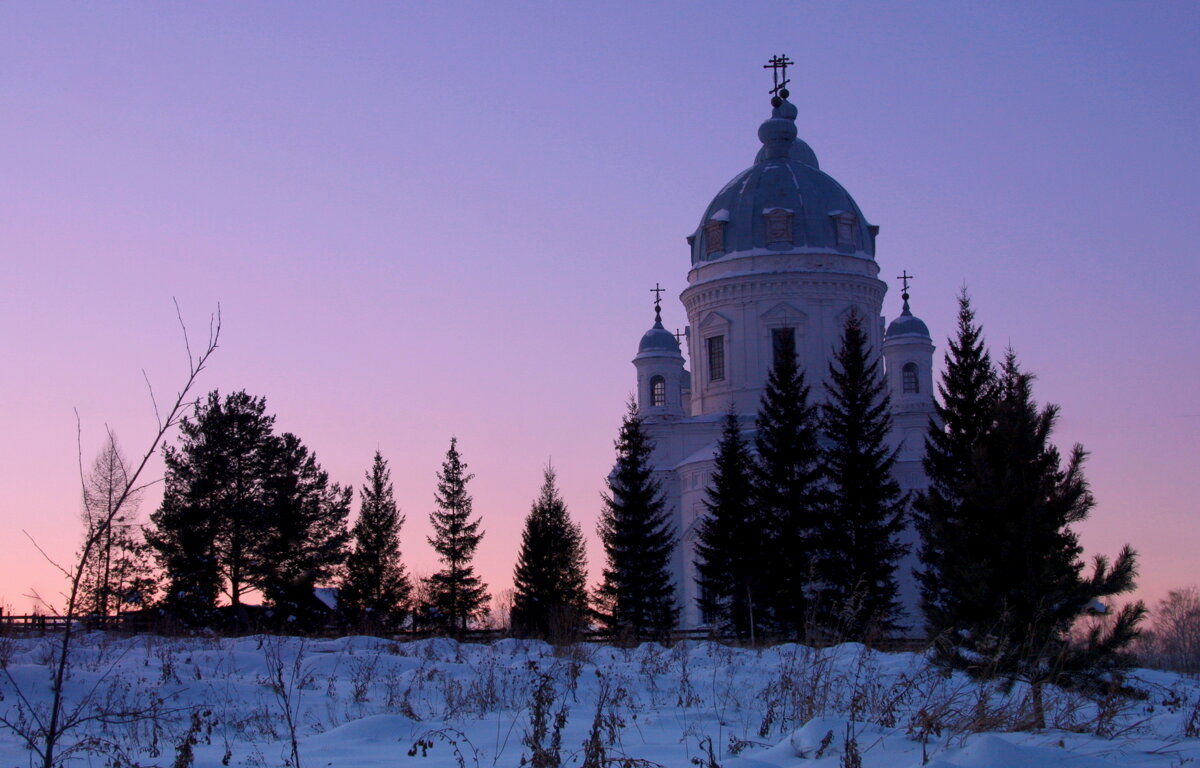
{"left": 651, "top": 282, "right": 665, "bottom": 322}
{"left": 674, "top": 329, "right": 686, "bottom": 346}
{"left": 897, "top": 270, "right": 914, "bottom": 303}
{"left": 763, "top": 54, "right": 793, "bottom": 97}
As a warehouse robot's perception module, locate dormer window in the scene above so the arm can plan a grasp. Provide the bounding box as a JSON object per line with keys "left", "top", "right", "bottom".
{"left": 902, "top": 362, "right": 919, "bottom": 393}
{"left": 650, "top": 376, "right": 666, "bottom": 407}
{"left": 831, "top": 211, "right": 858, "bottom": 248}
{"left": 704, "top": 220, "right": 726, "bottom": 255}
{"left": 763, "top": 207, "right": 793, "bottom": 245}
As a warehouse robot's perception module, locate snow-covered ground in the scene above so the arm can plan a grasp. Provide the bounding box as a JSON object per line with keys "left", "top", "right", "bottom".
{"left": 1, "top": 633, "right": 1197, "bottom": 767}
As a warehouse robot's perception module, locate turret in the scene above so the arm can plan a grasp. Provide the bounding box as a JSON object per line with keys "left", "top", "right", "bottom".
{"left": 882, "top": 277, "right": 936, "bottom": 489}
{"left": 634, "top": 299, "right": 687, "bottom": 420}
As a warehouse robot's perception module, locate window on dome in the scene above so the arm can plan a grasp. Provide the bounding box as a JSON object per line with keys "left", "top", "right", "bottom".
{"left": 772, "top": 327, "right": 795, "bottom": 368}
{"left": 764, "top": 208, "right": 793, "bottom": 244}
{"left": 834, "top": 212, "right": 858, "bottom": 247}
{"left": 650, "top": 376, "right": 666, "bottom": 407}
{"left": 707, "top": 336, "right": 725, "bottom": 382}
{"left": 704, "top": 220, "right": 726, "bottom": 255}
{"left": 902, "top": 363, "right": 919, "bottom": 393}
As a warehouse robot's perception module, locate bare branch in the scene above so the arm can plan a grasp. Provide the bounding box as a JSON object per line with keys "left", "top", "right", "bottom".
{"left": 142, "top": 369, "right": 162, "bottom": 433}
{"left": 23, "top": 531, "right": 72, "bottom": 581}
{"left": 174, "top": 296, "right": 194, "bottom": 371}
{"left": 0, "top": 302, "right": 223, "bottom": 768}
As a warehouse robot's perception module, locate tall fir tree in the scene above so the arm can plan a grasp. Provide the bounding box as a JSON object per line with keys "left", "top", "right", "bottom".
{"left": 752, "top": 336, "right": 823, "bottom": 638}
{"left": 511, "top": 465, "right": 589, "bottom": 639}
{"left": 948, "top": 352, "right": 1143, "bottom": 724}
{"left": 256, "top": 433, "right": 351, "bottom": 630}
{"left": 913, "top": 291, "right": 999, "bottom": 638}
{"left": 694, "top": 409, "right": 764, "bottom": 639}
{"left": 148, "top": 391, "right": 277, "bottom": 625}
{"left": 915, "top": 296, "right": 1144, "bottom": 723}
{"left": 595, "top": 400, "right": 678, "bottom": 642}
{"left": 814, "top": 311, "right": 908, "bottom": 638}
{"left": 423, "top": 438, "right": 489, "bottom": 634}
{"left": 339, "top": 451, "right": 412, "bottom": 632}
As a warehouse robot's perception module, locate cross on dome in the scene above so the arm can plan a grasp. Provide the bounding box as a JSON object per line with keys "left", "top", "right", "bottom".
{"left": 651, "top": 283, "right": 665, "bottom": 323}
{"left": 763, "top": 54, "right": 793, "bottom": 103}
{"left": 897, "top": 271, "right": 914, "bottom": 313}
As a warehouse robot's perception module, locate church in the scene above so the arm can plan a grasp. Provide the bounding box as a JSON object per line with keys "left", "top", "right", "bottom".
{"left": 631, "top": 60, "right": 937, "bottom": 629}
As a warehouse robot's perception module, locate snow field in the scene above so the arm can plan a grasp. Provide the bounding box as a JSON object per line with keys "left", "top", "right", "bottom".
{"left": 0, "top": 633, "right": 1197, "bottom": 767}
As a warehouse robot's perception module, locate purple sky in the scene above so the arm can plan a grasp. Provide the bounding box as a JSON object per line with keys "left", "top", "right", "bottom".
{"left": 2, "top": 2, "right": 1197, "bottom": 616}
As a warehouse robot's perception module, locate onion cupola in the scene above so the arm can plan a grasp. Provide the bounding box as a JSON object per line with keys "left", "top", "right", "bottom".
{"left": 634, "top": 299, "right": 686, "bottom": 419}
{"left": 885, "top": 299, "right": 931, "bottom": 340}
{"left": 688, "top": 97, "right": 877, "bottom": 265}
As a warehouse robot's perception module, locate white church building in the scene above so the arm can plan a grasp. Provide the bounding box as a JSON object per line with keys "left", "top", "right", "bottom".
{"left": 631, "top": 75, "right": 938, "bottom": 628}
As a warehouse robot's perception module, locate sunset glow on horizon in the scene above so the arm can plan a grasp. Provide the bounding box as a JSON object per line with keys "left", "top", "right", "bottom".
{"left": 2, "top": 3, "right": 1196, "bottom": 618}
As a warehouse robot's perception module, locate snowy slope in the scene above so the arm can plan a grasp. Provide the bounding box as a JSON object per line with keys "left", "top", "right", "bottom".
{"left": 0, "top": 633, "right": 1196, "bottom": 767}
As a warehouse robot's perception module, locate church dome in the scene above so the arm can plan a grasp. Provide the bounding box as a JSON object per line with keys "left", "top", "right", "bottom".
{"left": 689, "top": 98, "right": 875, "bottom": 264}
{"left": 886, "top": 301, "right": 930, "bottom": 339}
{"left": 638, "top": 319, "right": 681, "bottom": 354}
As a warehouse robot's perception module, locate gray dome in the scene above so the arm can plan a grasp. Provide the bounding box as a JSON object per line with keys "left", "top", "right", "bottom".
{"left": 886, "top": 302, "right": 931, "bottom": 339}
{"left": 639, "top": 320, "right": 681, "bottom": 354}
{"left": 690, "top": 98, "right": 875, "bottom": 264}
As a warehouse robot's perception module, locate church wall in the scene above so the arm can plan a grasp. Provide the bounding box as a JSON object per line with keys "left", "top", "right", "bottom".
{"left": 681, "top": 257, "right": 887, "bottom": 418}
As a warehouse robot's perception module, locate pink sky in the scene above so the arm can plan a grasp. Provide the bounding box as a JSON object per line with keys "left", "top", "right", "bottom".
{"left": 1, "top": 3, "right": 1196, "bottom": 616}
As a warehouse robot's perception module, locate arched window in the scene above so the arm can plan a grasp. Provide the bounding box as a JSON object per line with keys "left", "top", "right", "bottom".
{"left": 902, "top": 362, "right": 919, "bottom": 393}
{"left": 650, "top": 376, "right": 666, "bottom": 407}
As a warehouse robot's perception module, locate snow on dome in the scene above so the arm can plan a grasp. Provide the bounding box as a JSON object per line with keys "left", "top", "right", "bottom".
{"left": 885, "top": 304, "right": 931, "bottom": 339}
{"left": 689, "top": 97, "right": 875, "bottom": 265}
{"left": 638, "top": 321, "right": 681, "bottom": 355}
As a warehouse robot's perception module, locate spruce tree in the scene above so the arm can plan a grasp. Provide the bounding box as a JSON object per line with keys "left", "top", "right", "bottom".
{"left": 913, "top": 291, "right": 999, "bottom": 638}
{"left": 942, "top": 352, "right": 1144, "bottom": 725}
{"left": 595, "top": 400, "right": 678, "bottom": 641}
{"left": 339, "top": 451, "right": 412, "bottom": 632}
{"left": 752, "top": 337, "right": 823, "bottom": 638}
{"left": 915, "top": 297, "right": 1145, "bottom": 723}
{"left": 256, "top": 433, "right": 351, "bottom": 630}
{"left": 814, "top": 311, "right": 908, "bottom": 639}
{"left": 694, "top": 409, "right": 763, "bottom": 639}
{"left": 511, "top": 465, "right": 589, "bottom": 639}
{"left": 423, "top": 438, "right": 489, "bottom": 634}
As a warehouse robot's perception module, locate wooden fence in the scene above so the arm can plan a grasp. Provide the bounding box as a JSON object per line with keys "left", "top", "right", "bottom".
{"left": 0, "top": 610, "right": 928, "bottom": 651}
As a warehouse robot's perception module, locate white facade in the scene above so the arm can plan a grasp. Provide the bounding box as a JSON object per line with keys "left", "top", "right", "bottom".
{"left": 632, "top": 95, "right": 937, "bottom": 630}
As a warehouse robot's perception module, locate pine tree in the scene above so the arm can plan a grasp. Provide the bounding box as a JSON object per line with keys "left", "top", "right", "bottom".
{"left": 752, "top": 337, "right": 823, "bottom": 638}
{"left": 423, "top": 438, "right": 489, "bottom": 635}
{"left": 339, "top": 451, "right": 412, "bottom": 632}
{"left": 511, "top": 465, "right": 589, "bottom": 639}
{"left": 595, "top": 400, "right": 678, "bottom": 642}
{"left": 148, "top": 450, "right": 221, "bottom": 627}
{"left": 913, "top": 291, "right": 999, "bottom": 638}
{"left": 814, "top": 311, "right": 908, "bottom": 639}
{"left": 149, "top": 391, "right": 277, "bottom": 625}
{"left": 256, "top": 433, "right": 351, "bottom": 630}
{"left": 694, "top": 409, "right": 763, "bottom": 639}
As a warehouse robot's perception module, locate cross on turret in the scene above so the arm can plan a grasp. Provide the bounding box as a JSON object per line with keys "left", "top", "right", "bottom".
{"left": 763, "top": 54, "right": 793, "bottom": 98}
{"left": 651, "top": 283, "right": 665, "bottom": 323}
{"left": 897, "top": 270, "right": 914, "bottom": 310}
